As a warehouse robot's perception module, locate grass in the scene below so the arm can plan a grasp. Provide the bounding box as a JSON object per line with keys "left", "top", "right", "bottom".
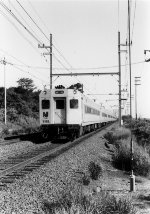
{"left": 42, "top": 183, "right": 137, "bottom": 214}
{"left": 104, "top": 127, "right": 150, "bottom": 176}
{"left": 112, "top": 139, "right": 150, "bottom": 176}
{"left": 103, "top": 128, "right": 130, "bottom": 145}
{"left": 0, "top": 115, "right": 40, "bottom": 138}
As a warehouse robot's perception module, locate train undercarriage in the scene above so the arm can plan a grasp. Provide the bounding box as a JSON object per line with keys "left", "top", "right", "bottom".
{"left": 40, "top": 122, "right": 107, "bottom": 142}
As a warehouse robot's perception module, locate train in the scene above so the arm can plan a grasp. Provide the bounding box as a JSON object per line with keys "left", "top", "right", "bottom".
{"left": 39, "top": 86, "right": 117, "bottom": 140}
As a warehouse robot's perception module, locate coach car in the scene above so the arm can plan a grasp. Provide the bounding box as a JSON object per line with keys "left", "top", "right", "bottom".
{"left": 39, "top": 88, "right": 116, "bottom": 139}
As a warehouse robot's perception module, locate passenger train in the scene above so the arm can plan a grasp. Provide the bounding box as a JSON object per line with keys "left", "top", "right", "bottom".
{"left": 39, "top": 86, "right": 116, "bottom": 140}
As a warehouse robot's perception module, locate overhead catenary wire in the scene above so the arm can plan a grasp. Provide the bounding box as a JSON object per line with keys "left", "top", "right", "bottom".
{"left": 27, "top": 0, "right": 76, "bottom": 73}
{"left": 22, "top": 0, "right": 94, "bottom": 90}
{"left": 27, "top": 0, "right": 50, "bottom": 35}
{"left": 8, "top": 1, "right": 43, "bottom": 46}
{"left": 0, "top": 0, "right": 138, "bottom": 102}
{"left": 0, "top": 58, "right": 50, "bottom": 84}
{"left": 0, "top": 1, "right": 43, "bottom": 45}
{"left": 27, "top": 0, "right": 78, "bottom": 73}
{"left": 0, "top": 1, "right": 51, "bottom": 59}
{"left": 0, "top": 0, "right": 117, "bottom": 96}
{"left": 131, "top": 0, "right": 137, "bottom": 43}
{"left": 14, "top": 0, "right": 83, "bottom": 83}
{"left": 0, "top": 55, "right": 144, "bottom": 71}
{"left": 16, "top": 0, "right": 50, "bottom": 42}
{"left": 0, "top": 8, "right": 40, "bottom": 55}
{"left": 0, "top": 1, "right": 50, "bottom": 64}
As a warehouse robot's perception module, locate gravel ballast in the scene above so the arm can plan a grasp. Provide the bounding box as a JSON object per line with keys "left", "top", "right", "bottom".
{"left": 0, "top": 124, "right": 118, "bottom": 213}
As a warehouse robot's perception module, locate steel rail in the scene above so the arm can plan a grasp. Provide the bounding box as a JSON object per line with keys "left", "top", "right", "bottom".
{"left": 0, "top": 123, "right": 114, "bottom": 179}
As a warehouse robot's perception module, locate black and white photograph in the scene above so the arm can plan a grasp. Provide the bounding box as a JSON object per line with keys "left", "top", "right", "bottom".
{"left": 0, "top": 0, "right": 150, "bottom": 213}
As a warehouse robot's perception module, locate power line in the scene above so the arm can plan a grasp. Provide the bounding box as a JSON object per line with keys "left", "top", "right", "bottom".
{"left": 27, "top": 0, "right": 80, "bottom": 79}
{"left": 0, "top": 58, "right": 50, "bottom": 85}
{"left": 27, "top": 0, "right": 50, "bottom": 36}
{"left": 0, "top": 8, "right": 39, "bottom": 54}
{"left": 9, "top": 1, "right": 42, "bottom": 45}
{"left": 16, "top": 0, "right": 49, "bottom": 42}
{"left": 131, "top": 0, "right": 137, "bottom": 42}
{"left": 0, "top": 1, "right": 50, "bottom": 64}
{"left": 13, "top": 64, "right": 49, "bottom": 85}
{"left": 4, "top": 0, "right": 110, "bottom": 96}
{"left": 53, "top": 44, "right": 73, "bottom": 68}
{"left": 0, "top": 58, "right": 144, "bottom": 71}
{"left": 27, "top": 0, "right": 75, "bottom": 72}
{"left": 0, "top": 1, "right": 43, "bottom": 45}
{"left": 53, "top": 60, "right": 145, "bottom": 70}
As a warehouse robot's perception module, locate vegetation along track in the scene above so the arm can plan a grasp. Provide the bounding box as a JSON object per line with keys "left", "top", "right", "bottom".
{"left": 0, "top": 123, "right": 114, "bottom": 189}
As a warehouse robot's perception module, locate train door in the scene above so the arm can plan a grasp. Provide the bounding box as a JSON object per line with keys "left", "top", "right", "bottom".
{"left": 54, "top": 98, "right": 66, "bottom": 124}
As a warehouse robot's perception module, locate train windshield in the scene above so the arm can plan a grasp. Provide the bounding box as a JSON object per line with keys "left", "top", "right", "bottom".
{"left": 42, "top": 100, "right": 50, "bottom": 109}
{"left": 70, "top": 99, "right": 78, "bottom": 109}
{"left": 56, "top": 100, "right": 65, "bottom": 109}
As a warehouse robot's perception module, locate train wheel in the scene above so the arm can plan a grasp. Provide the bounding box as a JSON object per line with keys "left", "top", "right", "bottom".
{"left": 70, "top": 131, "right": 77, "bottom": 141}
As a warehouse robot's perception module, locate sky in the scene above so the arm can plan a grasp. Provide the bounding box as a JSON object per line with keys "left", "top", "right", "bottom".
{"left": 0, "top": 0, "right": 150, "bottom": 118}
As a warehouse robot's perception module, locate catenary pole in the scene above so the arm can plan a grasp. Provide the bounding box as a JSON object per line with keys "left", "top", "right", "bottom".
{"left": 118, "top": 31, "right": 121, "bottom": 127}
{"left": 4, "top": 58, "right": 6, "bottom": 124}
{"left": 38, "top": 34, "right": 52, "bottom": 89}
{"left": 135, "top": 77, "right": 141, "bottom": 120}
{"left": 50, "top": 34, "right": 52, "bottom": 89}
{"left": 128, "top": 0, "right": 135, "bottom": 192}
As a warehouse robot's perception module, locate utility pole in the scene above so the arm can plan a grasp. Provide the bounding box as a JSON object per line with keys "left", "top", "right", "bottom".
{"left": 0, "top": 58, "right": 7, "bottom": 124}
{"left": 128, "top": 0, "right": 135, "bottom": 192}
{"left": 1, "top": 58, "right": 7, "bottom": 124}
{"left": 118, "top": 31, "right": 121, "bottom": 127}
{"left": 50, "top": 34, "right": 52, "bottom": 89}
{"left": 118, "top": 32, "right": 127, "bottom": 127}
{"left": 38, "top": 34, "right": 52, "bottom": 89}
{"left": 135, "top": 77, "right": 141, "bottom": 120}
{"left": 4, "top": 58, "right": 6, "bottom": 124}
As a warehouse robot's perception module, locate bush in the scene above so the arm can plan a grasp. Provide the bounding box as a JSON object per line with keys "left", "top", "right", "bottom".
{"left": 16, "top": 115, "right": 40, "bottom": 133}
{"left": 113, "top": 127, "right": 131, "bottom": 140}
{"left": 82, "top": 175, "right": 90, "bottom": 186}
{"left": 124, "top": 118, "right": 150, "bottom": 147}
{"left": 0, "top": 126, "right": 9, "bottom": 137}
{"left": 42, "top": 187, "right": 136, "bottom": 214}
{"left": 88, "top": 161, "right": 102, "bottom": 180}
{"left": 112, "top": 139, "right": 150, "bottom": 176}
{"left": 103, "top": 132, "right": 116, "bottom": 144}
{"left": 104, "top": 128, "right": 130, "bottom": 145}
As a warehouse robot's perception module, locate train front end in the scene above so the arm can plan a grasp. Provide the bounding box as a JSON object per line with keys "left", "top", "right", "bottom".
{"left": 39, "top": 88, "right": 82, "bottom": 140}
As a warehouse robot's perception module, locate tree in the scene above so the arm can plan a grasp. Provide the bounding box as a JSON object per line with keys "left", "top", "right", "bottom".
{"left": 68, "top": 83, "right": 83, "bottom": 93}
{"left": 17, "top": 78, "right": 36, "bottom": 91}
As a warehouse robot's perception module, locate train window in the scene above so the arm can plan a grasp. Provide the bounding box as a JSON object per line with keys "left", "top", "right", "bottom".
{"left": 102, "top": 112, "right": 107, "bottom": 117}
{"left": 56, "top": 100, "right": 65, "bottom": 109}
{"left": 70, "top": 99, "right": 78, "bottom": 109}
{"left": 42, "top": 100, "right": 50, "bottom": 109}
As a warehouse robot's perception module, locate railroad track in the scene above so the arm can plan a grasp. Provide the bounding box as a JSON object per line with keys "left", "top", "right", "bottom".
{"left": 0, "top": 123, "right": 113, "bottom": 189}
{"left": 2, "top": 132, "right": 43, "bottom": 145}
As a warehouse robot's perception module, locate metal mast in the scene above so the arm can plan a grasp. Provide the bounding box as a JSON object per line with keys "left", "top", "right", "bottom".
{"left": 38, "top": 34, "right": 52, "bottom": 89}
{"left": 118, "top": 31, "right": 121, "bottom": 127}
{"left": 128, "top": 0, "right": 135, "bottom": 192}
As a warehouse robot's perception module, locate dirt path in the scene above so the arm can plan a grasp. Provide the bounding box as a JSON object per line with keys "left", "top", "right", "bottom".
{"left": 89, "top": 128, "right": 150, "bottom": 214}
